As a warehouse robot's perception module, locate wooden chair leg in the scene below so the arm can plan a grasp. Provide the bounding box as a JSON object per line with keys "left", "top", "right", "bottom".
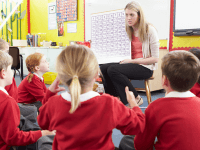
{"left": 145, "top": 79, "right": 152, "bottom": 104}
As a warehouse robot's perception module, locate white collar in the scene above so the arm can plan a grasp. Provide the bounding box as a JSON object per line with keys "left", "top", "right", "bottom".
{"left": 0, "top": 86, "right": 9, "bottom": 95}
{"left": 61, "top": 91, "right": 100, "bottom": 102}
{"left": 33, "top": 73, "right": 43, "bottom": 82}
{"left": 165, "top": 91, "right": 195, "bottom": 98}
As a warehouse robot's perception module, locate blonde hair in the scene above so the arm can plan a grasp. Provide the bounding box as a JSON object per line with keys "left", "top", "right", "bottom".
{"left": 0, "top": 50, "right": 13, "bottom": 71}
{"left": 0, "top": 38, "right": 8, "bottom": 51}
{"left": 162, "top": 50, "right": 200, "bottom": 92}
{"left": 26, "top": 53, "right": 44, "bottom": 83}
{"left": 124, "top": 1, "right": 149, "bottom": 42}
{"left": 56, "top": 45, "right": 99, "bottom": 113}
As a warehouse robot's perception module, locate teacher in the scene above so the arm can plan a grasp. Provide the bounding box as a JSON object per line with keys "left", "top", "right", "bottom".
{"left": 100, "top": 1, "right": 159, "bottom": 105}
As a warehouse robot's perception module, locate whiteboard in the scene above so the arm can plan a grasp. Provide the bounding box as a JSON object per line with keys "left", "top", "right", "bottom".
{"left": 174, "top": 0, "right": 200, "bottom": 31}
{"left": 85, "top": 0, "right": 170, "bottom": 40}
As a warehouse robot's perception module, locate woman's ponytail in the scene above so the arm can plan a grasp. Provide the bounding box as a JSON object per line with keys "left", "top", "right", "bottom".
{"left": 69, "top": 75, "right": 81, "bottom": 113}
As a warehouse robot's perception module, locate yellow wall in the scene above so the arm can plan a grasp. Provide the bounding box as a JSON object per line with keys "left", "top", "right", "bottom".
{"left": 0, "top": 0, "right": 27, "bottom": 45}
{"left": 172, "top": 33, "right": 200, "bottom": 48}
{"left": 30, "top": 0, "right": 84, "bottom": 46}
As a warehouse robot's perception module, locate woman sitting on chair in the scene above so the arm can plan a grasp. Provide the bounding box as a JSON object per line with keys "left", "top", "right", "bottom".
{"left": 100, "top": 1, "right": 159, "bottom": 105}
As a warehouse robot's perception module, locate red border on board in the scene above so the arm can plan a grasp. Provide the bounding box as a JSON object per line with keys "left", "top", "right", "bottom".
{"left": 160, "top": 47, "right": 167, "bottom": 49}
{"left": 27, "top": 0, "right": 30, "bottom": 34}
{"left": 169, "top": 0, "right": 174, "bottom": 51}
{"left": 84, "top": 0, "right": 85, "bottom": 41}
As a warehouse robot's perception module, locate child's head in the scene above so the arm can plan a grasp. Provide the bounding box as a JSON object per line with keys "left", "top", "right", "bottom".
{"left": 56, "top": 45, "right": 99, "bottom": 113}
{"left": 161, "top": 50, "right": 200, "bottom": 92}
{"left": 0, "top": 39, "right": 9, "bottom": 53}
{"left": 0, "top": 50, "right": 13, "bottom": 86}
{"left": 26, "top": 53, "right": 49, "bottom": 83}
{"left": 189, "top": 48, "right": 200, "bottom": 84}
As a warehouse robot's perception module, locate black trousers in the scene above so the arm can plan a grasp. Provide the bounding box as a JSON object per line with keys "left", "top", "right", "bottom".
{"left": 100, "top": 63, "right": 153, "bottom": 105}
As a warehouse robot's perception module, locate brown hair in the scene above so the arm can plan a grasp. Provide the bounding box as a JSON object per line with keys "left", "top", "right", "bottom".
{"left": 56, "top": 45, "right": 99, "bottom": 113}
{"left": 189, "top": 48, "right": 200, "bottom": 84}
{"left": 161, "top": 50, "right": 200, "bottom": 92}
{"left": 0, "top": 50, "right": 13, "bottom": 71}
{"left": 26, "top": 53, "right": 44, "bottom": 83}
{"left": 124, "top": 1, "right": 149, "bottom": 42}
{"left": 0, "top": 38, "right": 8, "bottom": 51}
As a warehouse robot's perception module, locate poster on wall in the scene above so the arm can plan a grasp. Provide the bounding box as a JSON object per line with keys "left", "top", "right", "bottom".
{"left": 58, "top": 22, "right": 64, "bottom": 36}
{"left": 48, "top": 2, "right": 57, "bottom": 30}
{"left": 91, "top": 9, "right": 131, "bottom": 64}
{"left": 56, "top": 0, "right": 77, "bottom": 22}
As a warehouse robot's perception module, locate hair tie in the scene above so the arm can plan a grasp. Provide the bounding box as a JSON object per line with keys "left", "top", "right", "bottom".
{"left": 73, "top": 75, "right": 78, "bottom": 81}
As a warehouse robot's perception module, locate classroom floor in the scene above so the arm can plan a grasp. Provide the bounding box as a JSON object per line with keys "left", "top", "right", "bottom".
{"left": 15, "top": 75, "right": 165, "bottom": 148}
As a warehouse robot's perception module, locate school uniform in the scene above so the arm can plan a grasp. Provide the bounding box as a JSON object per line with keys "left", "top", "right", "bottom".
{"left": 18, "top": 73, "right": 55, "bottom": 105}
{"left": 38, "top": 91, "right": 145, "bottom": 150}
{"left": 5, "top": 77, "right": 18, "bottom": 102}
{"left": 190, "top": 82, "right": 200, "bottom": 97}
{"left": 0, "top": 87, "right": 42, "bottom": 150}
{"left": 132, "top": 91, "right": 200, "bottom": 150}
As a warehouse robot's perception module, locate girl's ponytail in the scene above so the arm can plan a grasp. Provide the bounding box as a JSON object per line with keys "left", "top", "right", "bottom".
{"left": 27, "top": 71, "right": 34, "bottom": 83}
{"left": 69, "top": 75, "right": 81, "bottom": 113}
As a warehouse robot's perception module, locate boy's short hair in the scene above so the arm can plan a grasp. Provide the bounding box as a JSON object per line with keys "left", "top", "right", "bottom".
{"left": 161, "top": 50, "right": 200, "bottom": 92}
{"left": 0, "top": 50, "right": 13, "bottom": 71}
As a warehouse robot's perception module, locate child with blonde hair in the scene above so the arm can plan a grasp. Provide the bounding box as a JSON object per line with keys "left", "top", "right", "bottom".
{"left": 0, "top": 38, "right": 18, "bottom": 101}
{"left": 0, "top": 50, "right": 57, "bottom": 149}
{"left": 38, "top": 45, "right": 145, "bottom": 150}
{"left": 18, "top": 52, "right": 59, "bottom": 110}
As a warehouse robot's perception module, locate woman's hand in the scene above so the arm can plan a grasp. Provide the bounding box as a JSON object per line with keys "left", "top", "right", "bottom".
{"left": 125, "top": 86, "right": 138, "bottom": 108}
{"left": 120, "top": 59, "right": 134, "bottom": 64}
{"left": 49, "top": 76, "right": 65, "bottom": 93}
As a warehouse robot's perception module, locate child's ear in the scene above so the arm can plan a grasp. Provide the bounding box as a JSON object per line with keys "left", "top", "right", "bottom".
{"left": 0, "top": 69, "right": 6, "bottom": 79}
{"left": 162, "top": 75, "right": 169, "bottom": 87}
{"left": 35, "top": 66, "right": 40, "bottom": 71}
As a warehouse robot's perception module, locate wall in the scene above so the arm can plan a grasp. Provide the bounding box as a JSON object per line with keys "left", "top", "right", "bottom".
{"left": 30, "top": 0, "right": 85, "bottom": 46}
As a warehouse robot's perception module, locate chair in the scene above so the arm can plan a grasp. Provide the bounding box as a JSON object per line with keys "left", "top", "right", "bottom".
{"left": 9, "top": 47, "right": 24, "bottom": 80}
{"left": 134, "top": 76, "right": 154, "bottom": 105}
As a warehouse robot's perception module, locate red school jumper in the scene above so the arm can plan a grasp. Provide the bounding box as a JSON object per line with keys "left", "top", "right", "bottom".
{"left": 190, "top": 82, "right": 200, "bottom": 98}
{"left": 38, "top": 91, "right": 145, "bottom": 150}
{"left": 18, "top": 74, "right": 48, "bottom": 104}
{"left": 134, "top": 93, "right": 200, "bottom": 150}
{"left": 0, "top": 89, "right": 42, "bottom": 150}
{"left": 5, "top": 77, "right": 18, "bottom": 102}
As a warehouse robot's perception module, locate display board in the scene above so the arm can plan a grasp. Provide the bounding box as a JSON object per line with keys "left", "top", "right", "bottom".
{"left": 56, "top": 0, "right": 77, "bottom": 22}
{"left": 91, "top": 10, "right": 131, "bottom": 64}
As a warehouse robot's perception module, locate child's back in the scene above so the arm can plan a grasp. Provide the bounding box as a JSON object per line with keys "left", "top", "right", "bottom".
{"left": 135, "top": 95, "right": 200, "bottom": 150}
{"left": 18, "top": 73, "right": 47, "bottom": 104}
{"left": 38, "top": 45, "right": 145, "bottom": 150}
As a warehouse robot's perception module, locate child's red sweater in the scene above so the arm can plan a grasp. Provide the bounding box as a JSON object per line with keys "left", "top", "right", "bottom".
{"left": 0, "top": 90, "right": 42, "bottom": 150}
{"left": 38, "top": 92, "right": 145, "bottom": 150}
{"left": 190, "top": 82, "right": 200, "bottom": 97}
{"left": 18, "top": 74, "right": 49, "bottom": 104}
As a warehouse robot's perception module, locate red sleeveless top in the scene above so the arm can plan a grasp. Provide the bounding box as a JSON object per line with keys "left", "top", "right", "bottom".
{"left": 131, "top": 36, "right": 143, "bottom": 59}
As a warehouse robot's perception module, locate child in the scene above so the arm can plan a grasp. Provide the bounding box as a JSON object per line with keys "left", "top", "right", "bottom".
{"left": 0, "top": 38, "right": 18, "bottom": 101}
{"left": 119, "top": 50, "right": 200, "bottom": 150}
{"left": 0, "top": 50, "right": 58, "bottom": 149}
{"left": 189, "top": 48, "right": 200, "bottom": 97}
{"left": 37, "top": 45, "right": 145, "bottom": 150}
{"left": 18, "top": 52, "right": 51, "bottom": 110}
